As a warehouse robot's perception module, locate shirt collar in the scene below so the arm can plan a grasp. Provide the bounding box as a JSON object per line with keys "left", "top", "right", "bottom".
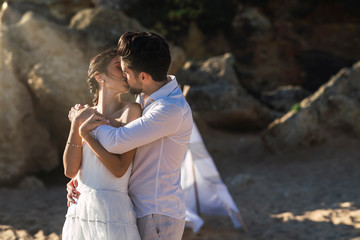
{"left": 148, "top": 75, "right": 178, "bottom": 102}
{"left": 138, "top": 75, "right": 178, "bottom": 109}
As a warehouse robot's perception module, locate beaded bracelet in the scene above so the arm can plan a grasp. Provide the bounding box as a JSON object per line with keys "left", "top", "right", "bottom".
{"left": 67, "top": 141, "right": 82, "bottom": 148}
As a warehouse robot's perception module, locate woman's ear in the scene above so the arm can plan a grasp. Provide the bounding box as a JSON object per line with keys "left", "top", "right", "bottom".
{"left": 94, "top": 71, "right": 104, "bottom": 83}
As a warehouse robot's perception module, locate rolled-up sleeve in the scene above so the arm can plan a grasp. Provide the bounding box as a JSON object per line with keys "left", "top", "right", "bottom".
{"left": 96, "top": 102, "right": 183, "bottom": 154}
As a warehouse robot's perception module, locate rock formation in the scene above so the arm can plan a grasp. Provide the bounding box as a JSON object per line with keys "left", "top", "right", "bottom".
{"left": 69, "top": 7, "right": 185, "bottom": 74}
{"left": 177, "top": 53, "right": 273, "bottom": 130}
{"left": 232, "top": 2, "right": 360, "bottom": 96}
{"left": 0, "top": 31, "right": 58, "bottom": 184}
{"left": 261, "top": 86, "right": 311, "bottom": 112}
{"left": 6, "top": 11, "right": 92, "bottom": 148}
{"left": 0, "top": 2, "right": 187, "bottom": 184}
{"left": 69, "top": 6, "right": 146, "bottom": 56}
{"left": 263, "top": 62, "right": 360, "bottom": 152}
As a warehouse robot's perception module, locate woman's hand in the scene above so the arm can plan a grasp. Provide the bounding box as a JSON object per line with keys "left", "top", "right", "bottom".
{"left": 68, "top": 104, "right": 91, "bottom": 122}
{"left": 72, "top": 106, "right": 99, "bottom": 130}
{"left": 79, "top": 113, "right": 109, "bottom": 138}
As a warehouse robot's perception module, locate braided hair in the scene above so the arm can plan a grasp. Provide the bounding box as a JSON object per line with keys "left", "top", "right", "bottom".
{"left": 87, "top": 48, "right": 118, "bottom": 105}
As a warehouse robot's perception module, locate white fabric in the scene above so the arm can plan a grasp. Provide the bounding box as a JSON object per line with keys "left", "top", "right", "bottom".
{"left": 184, "top": 209, "right": 204, "bottom": 233}
{"left": 62, "top": 133, "right": 140, "bottom": 240}
{"left": 181, "top": 123, "right": 242, "bottom": 232}
{"left": 96, "top": 76, "right": 193, "bottom": 219}
{"left": 137, "top": 214, "right": 185, "bottom": 240}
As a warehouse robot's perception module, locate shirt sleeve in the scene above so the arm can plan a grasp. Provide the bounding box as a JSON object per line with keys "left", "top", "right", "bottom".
{"left": 95, "top": 102, "right": 183, "bottom": 154}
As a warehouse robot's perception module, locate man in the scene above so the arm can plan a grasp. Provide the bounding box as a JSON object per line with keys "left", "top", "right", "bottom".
{"left": 67, "top": 32, "right": 193, "bottom": 240}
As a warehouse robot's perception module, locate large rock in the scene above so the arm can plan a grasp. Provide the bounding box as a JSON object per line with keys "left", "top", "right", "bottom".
{"left": 69, "top": 6, "right": 146, "bottom": 57}
{"left": 261, "top": 85, "right": 311, "bottom": 112}
{"left": 233, "top": 7, "right": 272, "bottom": 42}
{"left": 177, "top": 53, "right": 273, "bottom": 130}
{"left": 263, "top": 62, "right": 360, "bottom": 152}
{"left": 232, "top": 2, "right": 360, "bottom": 96}
{"left": 0, "top": 4, "right": 187, "bottom": 186}
{"left": 181, "top": 21, "right": 231, "bottom": 61}
{"left": 2, "top": 8, "right": 92, "bottom": 149}
{"left": 232, "top": 7, "right": 304, "bottom": 95}
{"left": 0, "top": 34, "right": 58, "bottom": 184}
{"left": 168, "top": 45, "right": 186, "bottom": 75}
{"left": 69, "top": 7, "right": 185, "bottom": 74}
{"left": 297, "top": 28, "right": 358, "bottom": 91}
{"left": 91, "top": 0, "right": 139, "bottom": 11}
{"left": 2, "top": 0, "right": 94, "bottom": 24}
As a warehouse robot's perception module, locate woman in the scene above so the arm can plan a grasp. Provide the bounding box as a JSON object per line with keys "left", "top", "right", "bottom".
{"left": 62, "top": 48, "right": 141, "bottom": 240}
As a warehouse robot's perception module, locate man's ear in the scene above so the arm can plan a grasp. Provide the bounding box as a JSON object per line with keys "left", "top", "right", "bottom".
{"left": 139, "top": 72, "right": 150, "bottom": 82}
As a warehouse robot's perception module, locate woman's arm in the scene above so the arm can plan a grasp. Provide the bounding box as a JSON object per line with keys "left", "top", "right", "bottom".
{"left": 80, "top": 103, "right": 142, "bottom": 178}
{"left": 63, "top": 120, "right": 83, "bottom": 179}
{"left": 63, "top": 107, "right": 99, "bottom": 178}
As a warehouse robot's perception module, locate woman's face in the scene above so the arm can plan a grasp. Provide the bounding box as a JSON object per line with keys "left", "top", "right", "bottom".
{"left": 102, "top": 57, "right": 129, "bottom": 93}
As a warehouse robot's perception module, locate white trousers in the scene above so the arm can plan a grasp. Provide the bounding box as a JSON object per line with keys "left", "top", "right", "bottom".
{"left": 137, "top": 214, "right": 185, "bottom": 240}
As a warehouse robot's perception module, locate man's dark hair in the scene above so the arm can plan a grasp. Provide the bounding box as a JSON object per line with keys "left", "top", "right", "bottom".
{"left": 117, "top": 32, "right": 171, "bottom": 82}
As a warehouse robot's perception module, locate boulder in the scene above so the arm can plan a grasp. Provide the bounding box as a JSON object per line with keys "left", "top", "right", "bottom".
{"left": 233, "top": 7, "right": 272, "bottom": 42}
{"left": 232, "top": 6, "right": 305, "bottom": 95}
{"left": 263, "top": 62, "right": 360, "bottom": 152}
{"left": 4, "top": 12, "right": 92, "bottom": 148}
{"left": 177, "top": 53, "right": 273, "bottom": 130}
{"left": 181, "top": 21, "right": 231, "bottom": 61}
{"left": 168, "top": 45, "right": 186, "bottom": 75}
{"left": 232, "top": 2, "right": 360, "bottom": 96}
{"left": 1, "top": 6, "right": 92, "bottom": 148}
{"left": 69, "top": 6, "right": 185, "bottom": 74}
{"left": 91, "top": 0, "right": 139, "bottom": 11}
{"left": 0, "top": 5, "right": 186, "bottom": 186}
{"left": 261, "top": 85, "right": 311, "bottom": 112}
{"left": 69, "top": 6, "right": 146, "bottom": 57}
{"left": 1, "top": 0, "right": 94, "bottom": 24}
{"left": 0, "top": 33, "right": 58, "bottom": 184}
{"left": 297, "top": 29, "right": 358, "bottom": 91}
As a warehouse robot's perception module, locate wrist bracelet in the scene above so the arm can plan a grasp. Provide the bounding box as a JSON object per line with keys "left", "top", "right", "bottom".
{"left": 67, "top": 141, "right": 82, "bottom": 148}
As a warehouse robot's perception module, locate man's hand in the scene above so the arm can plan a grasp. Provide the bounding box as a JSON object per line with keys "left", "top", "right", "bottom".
{"left": 66, "top": 178, "right": 80, "bottom": 207}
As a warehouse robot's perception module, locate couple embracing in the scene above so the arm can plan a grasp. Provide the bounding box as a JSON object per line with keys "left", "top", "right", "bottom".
{"left": 61, "top": 32, "right": 193, "bottom": 240}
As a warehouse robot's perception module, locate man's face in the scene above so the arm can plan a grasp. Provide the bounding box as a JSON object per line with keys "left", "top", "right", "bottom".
{"left": 121, "top": 60, "right": 142, "bottom": 95}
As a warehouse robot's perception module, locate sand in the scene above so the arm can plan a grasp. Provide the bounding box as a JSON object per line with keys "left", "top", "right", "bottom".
{"left": 1, "top": 128, "right": 360, "bottom": 240}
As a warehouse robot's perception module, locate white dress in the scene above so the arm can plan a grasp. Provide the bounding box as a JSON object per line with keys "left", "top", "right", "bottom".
{"left": 62, "top": 130, "right": 140, "bottom": 240}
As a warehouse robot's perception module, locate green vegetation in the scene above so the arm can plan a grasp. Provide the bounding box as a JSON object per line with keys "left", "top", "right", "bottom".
{"left": 126, "top": 0, "right": 236, "bottom": 43}
{"left": 291, "top": 103, "right": 301, "bottom": 112}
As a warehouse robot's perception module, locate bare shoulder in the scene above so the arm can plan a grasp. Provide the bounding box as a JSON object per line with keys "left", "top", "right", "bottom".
{"left": 122, "top": 102, "right": 142, "bottom": 124}
{"left": 125, "top": 102, "right": 142, "bottom": 115}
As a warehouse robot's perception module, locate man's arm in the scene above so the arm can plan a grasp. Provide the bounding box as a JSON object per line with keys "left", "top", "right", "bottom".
{"left": 96, "top": 103, "right": 183, "bottom": 154}
{"left": 79, "top": 104, "right": 142, "bottom": 177}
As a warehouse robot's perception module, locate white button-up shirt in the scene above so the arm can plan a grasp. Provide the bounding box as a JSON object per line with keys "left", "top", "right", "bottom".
{"left": 95, "top": 76, "right": 193, "bottom": 219}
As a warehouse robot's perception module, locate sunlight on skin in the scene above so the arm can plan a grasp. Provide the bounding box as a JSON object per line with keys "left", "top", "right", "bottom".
{"left": 271, "top": 202, "right": 360, "bottom": 229}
